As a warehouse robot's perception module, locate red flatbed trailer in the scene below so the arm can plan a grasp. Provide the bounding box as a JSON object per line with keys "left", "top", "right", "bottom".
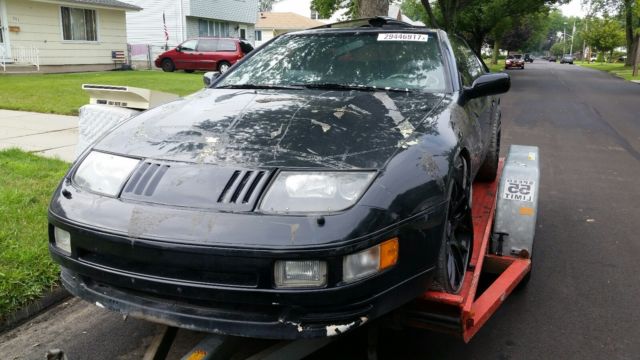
{"left": 402, "top": 160, "right": 533, "bottom": 342}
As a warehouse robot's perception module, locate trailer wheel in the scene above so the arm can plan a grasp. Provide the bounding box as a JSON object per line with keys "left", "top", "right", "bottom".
{"left": 435, "top": 156, "right": 473, "bottom": 294}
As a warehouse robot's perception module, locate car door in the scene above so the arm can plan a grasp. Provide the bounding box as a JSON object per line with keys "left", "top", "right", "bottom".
{"left": 195, "top": 39, "right": 218, "bottom": 70}
{"left": 449, "top": 38, "right": 493, "bottom": 171}
{"left": 215, "top": 39, "right": 240, "bottom": 67}
{"left": 174, "top": 39, "right": 198, "bottom": 70}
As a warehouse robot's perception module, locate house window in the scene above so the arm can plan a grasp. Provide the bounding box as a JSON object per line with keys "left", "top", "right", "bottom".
{"left": 255, "top": 30, "right": 262, "bottom": 41}
{"left": 198, "top": 19, "right": 230, "bottom": 37}
{"left": 61, "top": 7, "right": 97, "bottom": 41}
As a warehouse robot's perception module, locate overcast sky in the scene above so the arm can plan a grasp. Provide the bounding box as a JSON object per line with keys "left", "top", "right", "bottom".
{"left": 558, "top": 0, "right": 587, "bottom": 17}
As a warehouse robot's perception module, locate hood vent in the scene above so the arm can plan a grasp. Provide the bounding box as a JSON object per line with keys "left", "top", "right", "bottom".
{"left": 123, "top": 162, "right": 170, "bottom": 196}
{"left": 218, "top": 170, "right": 268, "bottom": 205}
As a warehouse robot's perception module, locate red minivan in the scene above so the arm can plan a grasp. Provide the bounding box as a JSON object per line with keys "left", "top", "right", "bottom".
{"left": 155, "top": 38, "right": 254, "bottom": 73}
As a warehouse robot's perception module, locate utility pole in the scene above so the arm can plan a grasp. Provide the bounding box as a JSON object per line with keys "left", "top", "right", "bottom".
{"left": 569, "top": 20, "right": 576, "bottom": 55}
{"left": 563, "top": 22, "right": 567, "bottom": 56}
{"left": 584, "top": 1, "right": 592, "bottom": 61}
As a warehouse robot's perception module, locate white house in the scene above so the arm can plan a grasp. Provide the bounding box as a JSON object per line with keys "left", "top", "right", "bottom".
{"left": 122, "top": 0, "right": 259, "bottom": 49}
{"left": 0, "top": 0, "right": 141, "bottom": 72}
{"left": 255, "top": 12, "right": 324, "bottom": 46}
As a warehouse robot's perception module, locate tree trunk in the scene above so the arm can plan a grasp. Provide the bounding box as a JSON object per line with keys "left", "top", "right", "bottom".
{"left": 421, "top": 0, "right": 439, "bottom": 28}
{"left": 356, "top": 0, "right": 389, "bottom": 18}
{"left": 492, "top": 41, "right": 500, "bottom": 65}
{"left": 624, "top": 0, "right": 634, "bottom": 66}
{"left": 632, "top": 34, "right": 640, "bottom": 77}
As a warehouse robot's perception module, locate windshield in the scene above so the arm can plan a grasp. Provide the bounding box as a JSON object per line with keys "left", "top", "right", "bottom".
{"left": 216, "top": 32, "right": 446, "bottom": 92}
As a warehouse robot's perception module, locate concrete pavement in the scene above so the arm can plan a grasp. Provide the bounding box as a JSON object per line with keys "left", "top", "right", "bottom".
{"left": 0, "top": 109, "right": 78, "bottom": 162}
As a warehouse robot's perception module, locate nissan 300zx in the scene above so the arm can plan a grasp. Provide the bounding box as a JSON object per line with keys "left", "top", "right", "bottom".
{"left": 48, "top": 17, "right": 510, "bottom": 339}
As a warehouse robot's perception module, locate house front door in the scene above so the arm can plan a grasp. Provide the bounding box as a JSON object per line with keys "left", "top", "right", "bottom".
{"left": 0, "top": 0, "right": 11, "bottom": 60}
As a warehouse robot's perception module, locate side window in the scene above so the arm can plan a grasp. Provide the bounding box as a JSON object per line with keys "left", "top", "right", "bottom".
{"left": 217, "top": 39, "right": 236, "bottom": 52}
{"left": 197, "top": 39, "right": 218, "bottom": 52}
{"left": 449, "top": 37, "right": 485, "bottom": 87}
{"left": 180, "top": 40, "right": 198, "bottom": 52}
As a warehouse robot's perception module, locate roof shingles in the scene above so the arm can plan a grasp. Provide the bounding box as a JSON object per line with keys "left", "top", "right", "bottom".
{"left": 256, "top": 12, "right": 324, "bottom": 30}
{"left": 45, "top": 0, "right": 142, "bottom": 11}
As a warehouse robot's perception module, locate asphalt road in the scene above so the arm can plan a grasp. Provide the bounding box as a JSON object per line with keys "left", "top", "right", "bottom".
{"left": 1, "top": 61, "right": 639, "bottom": 359}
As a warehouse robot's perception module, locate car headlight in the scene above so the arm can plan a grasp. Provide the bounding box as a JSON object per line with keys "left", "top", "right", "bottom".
{"left": 343, "top": 238, "right": 399, "bottom": 283}
{"left": 73, "top": 151, "right": 139, "bottom": 196}
{"left": 274, "top": 260, "right": 327, "bottom": 288}
{"left": 259, "top": 171, "right": 375, "bottom": 213}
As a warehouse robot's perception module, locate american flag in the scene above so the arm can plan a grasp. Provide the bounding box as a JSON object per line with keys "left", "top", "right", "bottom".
{"left": 163, "top": 12, "right": 169, "bottom": 44}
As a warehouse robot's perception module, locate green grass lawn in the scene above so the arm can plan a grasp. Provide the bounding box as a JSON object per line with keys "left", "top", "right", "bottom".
{"left": 483, "top": 59, "right": 504, "bottom": 73}
{"left": 0, "top": 70, "right": 203, "bottom": 116}
{"left": 0, "top": 149, "right": 70, "bottom": 317}
{"left": 577, "top": 61, "right": 640, "bottom": 81}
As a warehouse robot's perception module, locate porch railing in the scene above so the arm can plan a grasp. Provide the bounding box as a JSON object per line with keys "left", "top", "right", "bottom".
{"left": 11, "top": 46, "right": 40, "bottom": 71}
{"left": 0, "top": 46, "right": 5, "bottom": 71}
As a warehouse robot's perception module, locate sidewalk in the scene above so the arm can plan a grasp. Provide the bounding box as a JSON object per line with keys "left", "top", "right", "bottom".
{"left": 0, "top": 109, "right": 79, "bottom": 162}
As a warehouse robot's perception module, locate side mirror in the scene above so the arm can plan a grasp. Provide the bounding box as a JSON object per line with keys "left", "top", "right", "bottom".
{"left": 462, "top": 73, "right": 510, "bottom": 103}
{"left": 203, "top": 71, "right": 221, "bottom": 87}
{"left": 175, "top": 46, "right": 182, "bottom": 52}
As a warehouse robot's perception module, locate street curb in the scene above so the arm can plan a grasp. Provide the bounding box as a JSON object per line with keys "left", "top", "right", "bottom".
{"left": 0, "top": 285, "right": 71, "bottom": 334}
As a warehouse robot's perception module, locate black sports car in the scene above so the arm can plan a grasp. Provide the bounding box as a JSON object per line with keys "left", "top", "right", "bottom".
{"left": 48, "top": 17, "right": 509, "bottom": 339}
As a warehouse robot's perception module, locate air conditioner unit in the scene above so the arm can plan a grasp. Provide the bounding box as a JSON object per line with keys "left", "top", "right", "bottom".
{"left": 82, "top": 84, "right": 179, "bottom": 110}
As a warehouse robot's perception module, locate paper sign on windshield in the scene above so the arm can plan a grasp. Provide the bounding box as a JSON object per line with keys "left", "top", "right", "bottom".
{"left": 377, "top": 33, "right": 429, "bottom": 42}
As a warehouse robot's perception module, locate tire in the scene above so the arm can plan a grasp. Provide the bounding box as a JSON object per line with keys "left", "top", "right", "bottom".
{"left": 161, "top": 59, "right": 175, "bottom": 72}
{"left": 515, "top": 253, "right": 533, "bottom": 291}
{"left": 184, "top": 69, "right": 195, "bottom": 73}
{"left": 434, "top": 156, "right": 473, "bottom": 294}
{"left": 476, "top": 114, "right": 501, "bottom": 182}
{"left": 218, "top": 61, "right": 231, "bottom": 73}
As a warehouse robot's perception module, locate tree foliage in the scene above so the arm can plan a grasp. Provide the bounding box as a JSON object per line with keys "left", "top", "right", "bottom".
{"left": 311, "top": 0, "right": 388, "bottom": 18}
{"left": 589, "top": 0, "right": 638, "bottom": 65}
{"left": 259, "top": 0, "right": 277, "bottom": 12}
{"left": 583, "top": 16, "right": 626, "bottom": 60}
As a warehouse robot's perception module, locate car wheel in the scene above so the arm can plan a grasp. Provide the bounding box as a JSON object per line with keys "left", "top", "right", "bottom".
{"left": 184, "top": 69, "right": 195, "bottom": 73}
{"left": 435, "top": 156, "right": 473, "bottom": 294}
{"left": 161, "top": 59, "right": 175, "bottom": 72}
{"left": 476, "top": 115, "right": 500, "bottom": 182}
{"left": 218, "top": 61, "right": 231, "bottom": 73}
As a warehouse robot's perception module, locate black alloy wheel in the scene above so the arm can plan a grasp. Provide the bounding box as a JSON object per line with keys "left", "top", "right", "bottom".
{"left": 436, "top": 156, "right": 473, "bottom": 294}
{"left": 161, "top": 59, "right": 175, "bottom": 72}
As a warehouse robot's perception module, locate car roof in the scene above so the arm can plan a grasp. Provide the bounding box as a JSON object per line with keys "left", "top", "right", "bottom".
{"left": 189, "top": 37, "right": 240, "bottom": 41}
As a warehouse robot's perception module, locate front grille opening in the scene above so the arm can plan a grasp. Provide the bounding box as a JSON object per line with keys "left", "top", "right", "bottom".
{"left": 230, "top": 171, "right": 253, "bottom": 203}
{"left": 217, "top": 170, "right": 241, "bottom": 202}
{"left": 218, "top": 170, "right": 269, "bottom": 205}
{"left": 124, "top": 162, "right": 170, "bottom": 196}
{"left": 78, "top": 249, "right": 258, "bottom": 287}
{"left": 243, "top": 171, "right": 265, "bottom": 203}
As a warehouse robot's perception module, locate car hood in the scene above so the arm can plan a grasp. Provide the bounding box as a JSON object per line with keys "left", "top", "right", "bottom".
{"left": 95, "top": 89, "right": 445, "bottom": 169}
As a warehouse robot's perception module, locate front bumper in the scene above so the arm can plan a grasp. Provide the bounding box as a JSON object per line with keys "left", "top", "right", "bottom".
{"left": 49, "top": 207, "right": 443, "bottom": 339}
{"left": 60, "top": 266, "right": 433, "bottom": 339}
{"left": 505, "top": 62, "right": 524, "bottom": 68}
